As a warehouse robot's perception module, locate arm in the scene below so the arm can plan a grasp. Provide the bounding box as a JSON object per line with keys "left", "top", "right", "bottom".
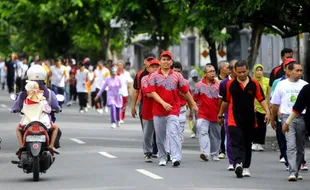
{"left": 184, "top": 91, "right": 197, "bottom": 111}
{"left": 271, "top": 104, "right": 280, "bottom": 129}
{"left": 97, "top": 80, "right": 108, "bottom": 97}
{"left": 259, "top": 100, "right": 270, "bottom": 123}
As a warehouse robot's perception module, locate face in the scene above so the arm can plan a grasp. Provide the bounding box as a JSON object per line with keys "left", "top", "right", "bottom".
{"left": 221, "top": 63, "right": 230, "bottom": 75}
{"left": 288, "top": 64, "right": 302, "bottom": 81}
{"left": 281, "top": 53, "right": 293, "bottom": 65}
{"left": 255, "top": 67, "right": 263, "bottom": 78}
{"left": 172, "top": 68, "right": 182, "bottom": 73}
{"left": 117, "top": 63, "right": 124, "bottom": 71}
{"left": 56, "top": 60, "right": 62, "bottom": 67}
{"left": 192, "top": 76, "right": 198, "bottom": 82}
{"left": 235, "top": 66, "right": 249, "bottom": 81}
{"left": 205, "top": 66, "right": 216, "bottom": 80}
{"left": 160, "top": 56, "right": 173, "bottom": 70}
{"left": 97, "top": 62, "right": 103, "bottom": 69}
{"left": 149, "top": 64, "right": 160, "bottom": 73}
{"left": 144, "top": 57, "right": 154, "bottom": 67}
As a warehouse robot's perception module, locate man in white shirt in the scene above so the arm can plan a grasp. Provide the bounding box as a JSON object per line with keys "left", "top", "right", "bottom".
{"left": 271, "top": 60, "right": 308, "bottom": 181}
{"left": 117, "top": 60, "right": 133, "bottom": 123}
{"left": 94, "top": 60, "right": 110, "bottom": 113}
{"left": 50, "top": 58, "right": 68, "bottom": 96}
{"left": 75, "top": 63, "right": 89, "bottom": 113}
{"left": 0, "top": 57, "right": 6, "bottom": 90}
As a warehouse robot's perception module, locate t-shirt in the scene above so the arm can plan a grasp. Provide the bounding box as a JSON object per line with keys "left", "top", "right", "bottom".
{"left": 271, "top": 79, "right": 308, "bottom": 114}
{"left": 94, "top": 67, "right": 110, "bottom": 89}
{"left": 87, "top": 72, "right": 97, "bottom": 92}
{"left": 269, "top": 65, "right": 285, "bottom": 87}
{"left": 0, "top": 61, "right": 6, "bottom": 77}
{"left": 270, "top": 76, "right": 286, "bottom": 98}
{"left": 118, "top": 71, "right": 133, "bottom": 97}
{"left": 50, "top": 65, "right": 67, "bottom": 87}
{"left": 75, "top": 69, "right": 89, "bottom": 92}
{"left": 141, "top": 73, "right": 154, "bottom": 120}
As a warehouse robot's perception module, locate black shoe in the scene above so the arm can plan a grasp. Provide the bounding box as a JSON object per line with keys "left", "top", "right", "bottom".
{"left": 235, "top": 164, "right": 243, "bottom": 178}
{"left": 172, "top": 159, "right": 180, "bottom": 167}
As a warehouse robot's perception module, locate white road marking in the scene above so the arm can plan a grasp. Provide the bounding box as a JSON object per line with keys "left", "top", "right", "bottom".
{"left": 70, "top": 138, "right": 85, "bottom": 144}
{"left": 98, "top": 152, "right": 117, "bottom": 158}
{"left": 1, "top": 104, "right": 7, "bottom": 108}
{"left": 135, "top": 169, "right": 163, "bottom": 180}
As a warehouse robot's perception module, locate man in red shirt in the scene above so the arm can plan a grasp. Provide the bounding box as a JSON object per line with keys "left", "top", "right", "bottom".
{"left": 218, "top": 60, "right": 270, "bottom": 178}
{"left": 194, "top": 64, "right": 221, "bottom": 162}
{"left": 146, "top": 51, "right": 198, "bottom": 167}
{"left": 141, "top": 59, "right": 160, "bottom": 162}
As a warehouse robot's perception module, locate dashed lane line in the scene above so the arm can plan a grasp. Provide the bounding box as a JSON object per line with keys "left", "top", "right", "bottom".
{"left": 70, "top": 138, "right": 86, "bottom": 144}
{"left": 135, "top": 169, "right": 163, "bottom": 180}
{"left": 98, "top": 152, "right": 117, "bottom": 158}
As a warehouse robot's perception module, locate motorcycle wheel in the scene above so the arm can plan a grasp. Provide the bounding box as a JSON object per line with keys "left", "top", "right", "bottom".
{"left": 32, "top": 156, "right": 40, "bottom": 181}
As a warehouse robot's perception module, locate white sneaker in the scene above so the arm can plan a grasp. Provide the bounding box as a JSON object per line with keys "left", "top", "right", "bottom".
{"left": 87, "top": 104, "right": 91, "bottom": 108}
{"left": 120, "top": 120, "right": 124, "bottom": 124}
{"left": 104, "top": 106, "right": 108, "bottom": 113}
{"left": 79, "top": 110, "right": 84, "bottom": 113}
{"left": 257, "top": 144, "right": 264, "bottom": 151}
{"left": 242, "top": 168, "right": 251, "bottom": 177}
{"left": 84, "top": 107, "right": 88, "bottom": 112}
{"left": 279, "top": 157, "right": 286, "bottom": 163}
{"left": 218, "top": 153, "right": 226, "bottom": 159}
{"left": 227, "top": 164, "right": 234, "bottom": 171}
{"left": 67, "top": 101, "right": 72, "bottom": 106}
{"left": 297, "top": 174, "right": 303, "bottom": 180}
{"left": 96, "top": 109, "right": 103, "bottom": 114}
{"left": 251, "top": 144, "right": 258, "bottom": 151}
{"left": 111, "top": 123, "right": 116, "bottom": 129}
{"left": 144, "top": 155, "right": 152, "bottom": 163}
{"left": 172, "top": 158, "right": 180, "bottom": 167}
{"left": 288, "top": 174, "right": 297, "bottom": 181}
{"left": 159, "top": 159, "right": 166, "bottom": 166}
{"left": 300, "top": 164, "right": 308, "bottom": 171}
{"left": 212, "top": 156, "right": 220, "bottom": 161}
{"left": 190, "top": 133, "right": 196, "bottom": 138}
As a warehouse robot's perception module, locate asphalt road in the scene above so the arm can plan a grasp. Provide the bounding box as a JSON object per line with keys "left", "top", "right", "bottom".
{"left": 0, "top": 89, "right": 309, "bottom": 190}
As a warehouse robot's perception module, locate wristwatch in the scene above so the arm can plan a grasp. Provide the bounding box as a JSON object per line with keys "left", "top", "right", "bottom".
{"left": 218, "top": 116, "right": 224, "bottom": 119}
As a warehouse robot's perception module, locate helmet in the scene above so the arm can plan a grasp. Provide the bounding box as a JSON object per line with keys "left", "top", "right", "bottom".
{"left": 27, "top": 64, "right": 47, "bottom": 81}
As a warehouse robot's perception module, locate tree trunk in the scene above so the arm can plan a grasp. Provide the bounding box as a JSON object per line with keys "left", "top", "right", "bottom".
{"left": 202, "top": 29, "right": 218, "bottom": 71}
{"left": 158, "top": 33, "right": 170, "bottom": 55}
{"left": 100, "top": 25, "right": 112, "bottom": 61}
{"left": 247, "top": 23, "right": 265, "bottom": 70}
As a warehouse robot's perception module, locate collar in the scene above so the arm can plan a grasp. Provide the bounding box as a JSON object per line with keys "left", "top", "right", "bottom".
{"left": 25, "top": 98, "right": 38, "bottom": 105}
{"left": 202, "top": 77, "right": 215, "bottom": 85}
{"left": 117, "top": 71, "right": 124, "bottom": 76}
{"left": 158, "top": 68, "right": 173, "bottom": 75}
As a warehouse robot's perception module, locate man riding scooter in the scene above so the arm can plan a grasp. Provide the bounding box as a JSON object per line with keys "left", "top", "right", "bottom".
{"left": 11, "top": 64, "right": 62, "bottom": 154}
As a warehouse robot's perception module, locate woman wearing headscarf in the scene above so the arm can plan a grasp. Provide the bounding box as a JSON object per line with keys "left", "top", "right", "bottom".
{"left": 252, "top": 63, "right": 270, "bottom": 151}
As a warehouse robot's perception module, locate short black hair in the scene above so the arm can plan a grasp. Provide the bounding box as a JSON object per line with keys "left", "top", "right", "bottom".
{"left": 287, "top": 62, "right": 300, "bottom": 71}
{"left": 234, "top": 60, "right": 248, "bottom": 69}
{"left": 172, "top": 61, "right": 182, "bottom": 71}
{"left": 281, "top": 48, "right": 293, "bottom": 57}
{"left": 125, "top": 61, "right": 131, "bottom": 66}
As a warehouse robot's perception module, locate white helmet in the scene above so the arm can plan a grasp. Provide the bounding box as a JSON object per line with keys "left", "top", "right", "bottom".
{"left": 27, "top": 64, "right": 47, "bottom": 81}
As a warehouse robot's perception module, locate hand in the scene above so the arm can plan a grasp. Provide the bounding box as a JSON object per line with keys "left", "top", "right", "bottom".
{"left": 94, "top": 96, "right": 99, "bottom": 102}
{"left": 264, "top": 113, "right": 270, "bottom": 123}
{"left": 270, "top": 119, "right": 276, "bottom": 130}
{"left": 162, "top": 102, "right": 172, "bottom": 112}
{"left": 190, "top": 103, "right": 198, "bottom": 113}
{"left": 131, "top": 108, "right": 137, "bottom": 118}
{"left": 188, "top": 112, "right": 193, "bottom": 120}
{"left": 282, "top": 123, "right": 289, "bottom": 133}
{"left": 217, "top": 118, "right": 224, "bottom": 126}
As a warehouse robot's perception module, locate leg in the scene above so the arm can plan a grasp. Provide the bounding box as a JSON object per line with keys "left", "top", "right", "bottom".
{"left": 102, "top": 90, "right": 107, "bottom": 107}
{"left": 285, "top": 118, "right": 298, "bottom": 176}
{"left": 77, "top": 93, "right": 83, "bottom": 110}
{"left": 95, "top": 88, "right": 102, "bottom": 109}
{"left": 276, "top": 118, "right": 287, "bottom": 161}
{"left": 51, "top": 85, "right": 58, "bottom": 94}
{"left": 225, "top": 119, "right": 234, "bottom": 165}
{"left": 228, "top": 126, "right": 245, "bottom": 167}
{"left": 153, "top": 116, "right": 167, "bottom": 161}
{"left": 197, "top": 119, "right": 211, "bottom": 157}
{"left": 255, "top": 112, "right": 267, "bottom": 145}
{"left": 152, "top": 132, "right": 158, "bottom": 155}
{"left": 116, "top": 107, "right": 121, "bottom": 122}
{"left": 110, "top": 105, "right": 116, "bottom": 123}
{"left": 142, "top": 119, "right": 155, "bottom": 155}
{"left": 220, "top": 124, "right": 226, "bottom": 155}
{"left": 91, "top": 91, "right": 97, "bottom": 108}
{"left": 295, "top": 116, "right": 306, "bottom": 176}
{"left": 48, "top": 126, "right": 59, "bottom": 148}
{"left": 121, "top": 96, "right": 128, "bottom": 121}
{"left": 243, "top": 127, "right": 254, "bottom": 168}
{"left": 178, "top": 105, "right": 187, "bottom": 143}
{"left": 83, "top": 93, "right": 88, "bottom": 108}
{"left": 209, "top": 122, "right": 221, "bottom": 157}
{"left": 16, "top": 126, "right": 23, "bottom": 147}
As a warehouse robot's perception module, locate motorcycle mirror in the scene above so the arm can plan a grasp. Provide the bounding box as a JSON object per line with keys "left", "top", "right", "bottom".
{"left": 56, "top": 94, "right": 65, "bottom": 102}
{"left": 10, "top": 93, "right": 17, "bottom": 101}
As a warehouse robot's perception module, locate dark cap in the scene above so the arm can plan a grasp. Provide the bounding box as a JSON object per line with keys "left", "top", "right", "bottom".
{"left": 144, "top": 52, "right": 156, "bottom": 60}
{"left": 160, "top": 51, "right": 172, "bottom": 59}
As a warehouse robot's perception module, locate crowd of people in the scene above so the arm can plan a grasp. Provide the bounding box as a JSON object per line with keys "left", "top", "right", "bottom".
{"left": 2, "top": 47, "right": 310, "bottom": 182}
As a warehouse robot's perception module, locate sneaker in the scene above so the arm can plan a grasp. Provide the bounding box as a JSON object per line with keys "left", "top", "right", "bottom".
{"left": 120, "top": 120, "right": 124, "bottom": 124}
{"left": 190, "top": 133, "right": 196, "bottom": 138}
{"left": 227, "top": 164, "right": 234, "bottom": 171}
{"left": 235, "top": 163, "right": 243, "bottom": 178}
{"left": 218, "top": 153, "right": 226, "bottom": 159}
{"left": 84, "top": 107, "right": 88, "bottom": 112}
{"left": 87, "top": 104, "right": 91, "bottom": 108}
{"left": 300, "top": 164, "right": 308, "bottom": 171}
{"left": 96, "top": 109, "right": 103, "bottom": 114}
{"left": 279, "top": 157, "right": 286, "bottom": 163}
{"left": 66, "top": 101, "right": 72, "bottom": 107}
{"left": 72, "top": 100, "right": 77, "bottom": 104}
{"left": 111, "top": 123, "right": 116, "bottom": 129}
{"left": 79, "top": 110, "right": 84, "bottom": 113}
{"left": 242, "top": 168, "right": 251, "bottom": 177}
{"left": 200, "top": 153, "right": 208, "bottom": 161}
{"left": 297, "top": 174, "right": 303, "bottom": 180}
{"left": 144, "top": 154, "right": 152, "bottom": 163}
{"left": 172, "top": 158, "right": 180, "bottom": 167}
{"left": 257, "top": 144, "right": 264, "bottom": 151}
{"left": 159, "top": 159, "right": 167, "bottom": 166}
{"left": 117, "top": 121, "right": 120, "bottom": 128}
{"left": 288, "top": 174, "right": 297, "bottom": 181}
{"left": 104, "top": 106, "right": 108, "bottom": 113}
{"left": 251, "top": 144, "right": 258, "bottom": 151}
{"left": 212, "top": 156, "right": 220, "bottom": 161}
